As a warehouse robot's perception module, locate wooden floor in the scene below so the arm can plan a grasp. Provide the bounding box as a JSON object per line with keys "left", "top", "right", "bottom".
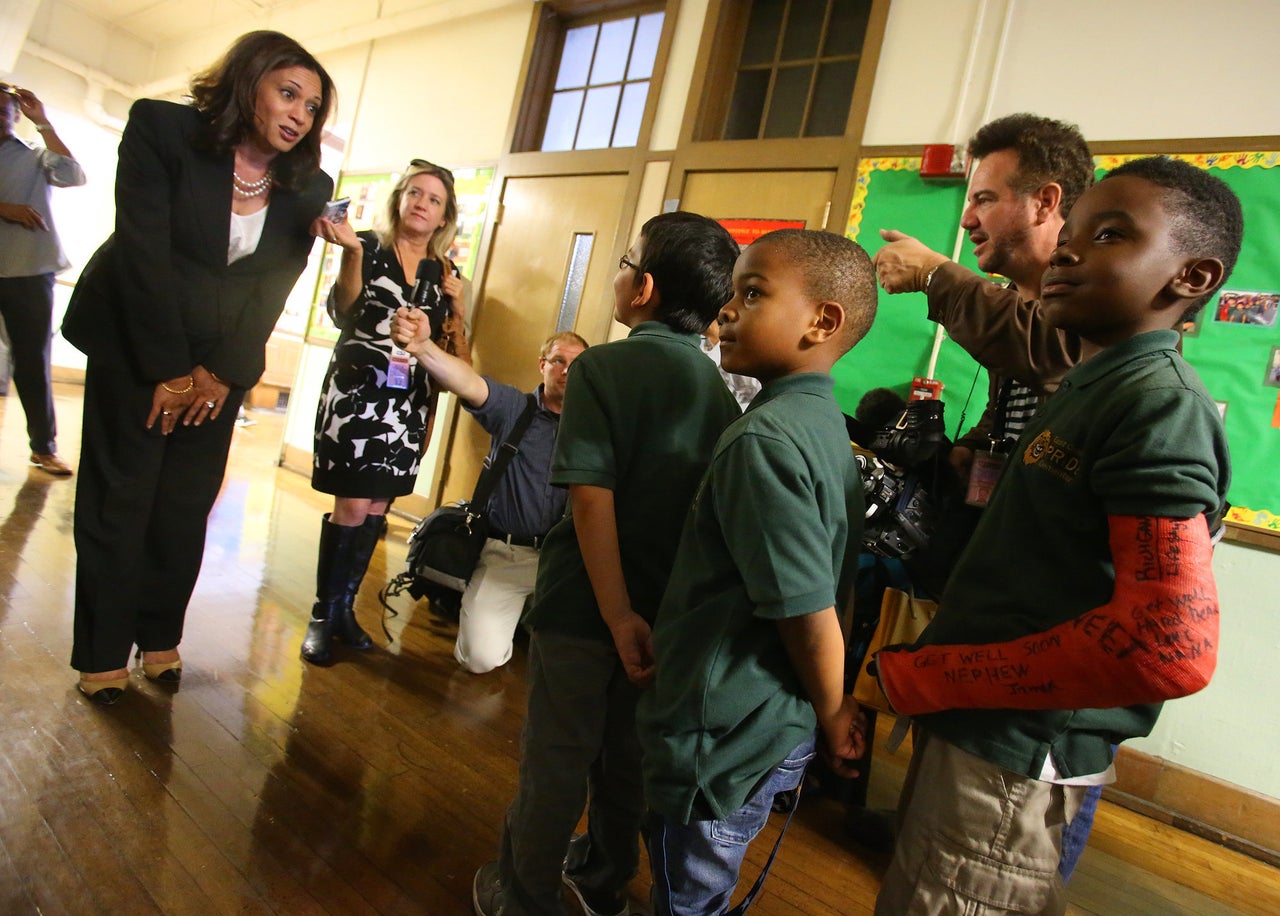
{"left": 2, "top": 384, "right": 1278, "bottom": 915}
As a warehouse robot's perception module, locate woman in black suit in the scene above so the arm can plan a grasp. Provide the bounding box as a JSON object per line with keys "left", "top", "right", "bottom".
{"left": 63, "top": 31, "right": 335, "bottom": 704}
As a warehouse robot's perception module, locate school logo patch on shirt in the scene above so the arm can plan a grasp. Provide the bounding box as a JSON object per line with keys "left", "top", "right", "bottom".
{"left": 1022, "top": 429, "right": 1081, "bottom": 483}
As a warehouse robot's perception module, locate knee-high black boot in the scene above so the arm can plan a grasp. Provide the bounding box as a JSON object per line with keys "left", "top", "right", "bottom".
{"left": 332, "top": 515, "right": 378, "bottom": 649}
{"left": 301, "top": 515, "right": 363, "bottom": 665}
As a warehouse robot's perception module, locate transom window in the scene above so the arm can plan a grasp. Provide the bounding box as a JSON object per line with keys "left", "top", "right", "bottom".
{"left": 721, "top": 0, "right": 873, "bottom": 140}
{"left": 541, "top": 11, "right": 665, "bottom": 151}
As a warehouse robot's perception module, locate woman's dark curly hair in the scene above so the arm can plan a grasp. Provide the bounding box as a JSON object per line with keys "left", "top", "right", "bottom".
{"left": 188, "top": 31, "right": 334, "bottom": 192}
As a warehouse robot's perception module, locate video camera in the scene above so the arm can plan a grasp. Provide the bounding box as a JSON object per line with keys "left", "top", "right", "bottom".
{"left": 849, "top": 397, "right": 951, "bottom": 561}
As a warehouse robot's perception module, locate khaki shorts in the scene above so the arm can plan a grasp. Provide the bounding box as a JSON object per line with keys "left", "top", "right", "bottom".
{"left": 875, "top": 728, "right": 1085, "bottom": 916}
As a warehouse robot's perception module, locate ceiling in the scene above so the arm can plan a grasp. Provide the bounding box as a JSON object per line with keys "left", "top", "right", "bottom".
{"left": 8, "top": 0, "right": 535, "bottom": 100}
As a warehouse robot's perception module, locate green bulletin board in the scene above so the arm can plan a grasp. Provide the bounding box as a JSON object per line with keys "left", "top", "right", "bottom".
{"left": 841, "top": 152, "right": 1280, "bottom": 539}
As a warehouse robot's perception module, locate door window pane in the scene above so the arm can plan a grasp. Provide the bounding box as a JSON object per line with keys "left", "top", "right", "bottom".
{"left": 544, "top": 91, "right": 584, "bottom": 151}
{"left": 725, "top": 69, "right": 770, "bottom": 140}
{"left": 764, "top": 65, "right": 812, "bottom": 139}
{"left": 781, "top": 0, "right": 826, "bottom": 59}
{"left": 591, "top": 18, "right": 636, "bottom": 84}
{"left": 806, "top": 60, "right": 857, "bottom": 136}
{"left": 720, "top": 0, "right": 870, "bottom": 140}
{"left": 578, "top": 86, "right": 622, "bottom": 150}
{"left": 613, "top": 82, "right": 648, "bottom": 147}
{"left": 628, "top": 13, "right": 663, "bottom": 80}
{"left": 538, "top": 11, "right": 665, "bottom": 151}
{"left": 824, "top": 0, "right": 871, "bottom": 55}
{"left": 558, "top": 234, "right": 594, "bottom": 332}
{"left": 741, "top": 0, "right": 785, "bottom": 66}
{"left": 557, "top": 25, "right": 598, "bottom": 89}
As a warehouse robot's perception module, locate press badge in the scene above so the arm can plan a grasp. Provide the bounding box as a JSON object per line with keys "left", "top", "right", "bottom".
{"left": 965, "top": 448, "right": 1007, "bottom": 508}
{"left": 387, "top": 346, "right": 412, "bottom": 389}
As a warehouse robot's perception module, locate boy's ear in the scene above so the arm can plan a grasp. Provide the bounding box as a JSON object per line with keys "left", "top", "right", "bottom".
{"left": 633, "top": 271, "right": 656, "bottom": 308}
{"left": 1169, "top": 257, "right": 1225, "bottom": 302}
{"left": 804, "top": 300, "right": 845, "bottom": 345}
{"left": 1032, "top": 182, "right": 1064, "bottom": 224}
{"left": 624, "top": 271, "right": 657, "bottom": 313}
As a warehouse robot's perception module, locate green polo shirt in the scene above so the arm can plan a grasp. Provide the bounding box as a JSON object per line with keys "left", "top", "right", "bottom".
{"left": 919, "top": 330, "right": 1230, "bottom": 779}
{"left": 638, "top": 373, "right": 864, "bottom": 823}
{"left": 523, "top": 321, "right": 740, "bottom": 640}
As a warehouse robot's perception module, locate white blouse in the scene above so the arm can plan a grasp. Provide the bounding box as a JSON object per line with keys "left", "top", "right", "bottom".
{"left": 228, "top": 206, "right": 268, "bottom": 265}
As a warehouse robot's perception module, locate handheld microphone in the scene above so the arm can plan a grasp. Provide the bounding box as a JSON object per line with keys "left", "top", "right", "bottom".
{"left": 411, "top": 258, "right": 443, "bottom": 306}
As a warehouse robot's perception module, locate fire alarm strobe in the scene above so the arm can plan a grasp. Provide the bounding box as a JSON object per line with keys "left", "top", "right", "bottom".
{"left": 921, "top": 144, "right": 968, "bottom": 179}
{"left": 910, "top": 376, "right": 944, "bottom": 401}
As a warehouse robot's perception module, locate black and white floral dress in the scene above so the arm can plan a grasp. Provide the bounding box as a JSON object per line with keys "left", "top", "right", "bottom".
{"left": 312, "top": 231, "right": 452, "bottom": 497}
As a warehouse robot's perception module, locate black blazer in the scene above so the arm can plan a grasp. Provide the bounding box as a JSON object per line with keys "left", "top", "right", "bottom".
{"left": 64, "top": 99, "right": 333, "bottom": 389}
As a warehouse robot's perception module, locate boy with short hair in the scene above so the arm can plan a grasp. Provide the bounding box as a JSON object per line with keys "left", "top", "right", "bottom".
{"left": 637, "top": 229, "right": 878, "bottom": 914}
{"left": 873, "top": 156, "right": 1242, "bottom": 914}
{"left": 474, "top": 211, "right": 742, "bottom": 916}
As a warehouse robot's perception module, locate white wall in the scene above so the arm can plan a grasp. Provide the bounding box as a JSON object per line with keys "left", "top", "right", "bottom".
{"left": 650, "top": 0, "right": 709, "bottom": 151}
{"left": 865, "top": 0, "right": 1280, "bottom": 146}
{"left": 1129, "top": 540, "right": 1280, "bottom": 798}
{"left": 340, "top": 7, "right": 532, "bottom": 171}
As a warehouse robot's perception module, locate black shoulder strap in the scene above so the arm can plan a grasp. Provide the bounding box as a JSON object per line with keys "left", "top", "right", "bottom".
{"left": 469, "top": 394, "right": 537, "bottom": 508}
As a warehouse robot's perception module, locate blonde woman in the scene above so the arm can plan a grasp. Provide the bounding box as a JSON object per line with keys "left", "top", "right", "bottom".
{"left": 303, "top": 160, "right": 465, "bottom": 665}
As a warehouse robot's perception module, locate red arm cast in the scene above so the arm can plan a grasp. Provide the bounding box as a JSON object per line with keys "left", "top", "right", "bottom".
{"left": 876, "top": 515, "right": 1219, "bottom": 715}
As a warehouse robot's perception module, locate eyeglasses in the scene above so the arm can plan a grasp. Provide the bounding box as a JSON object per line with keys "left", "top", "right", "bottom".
{"left": 619, "top": 256, "right": 640, "bottom": 272}
{"left": 409, "top": 159, "right": 454, "bottom": 182}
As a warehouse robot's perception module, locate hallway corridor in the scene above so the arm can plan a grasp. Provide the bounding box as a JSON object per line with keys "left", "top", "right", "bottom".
{"left": 0, "top": 384, "right": 1276, "bottom": 914}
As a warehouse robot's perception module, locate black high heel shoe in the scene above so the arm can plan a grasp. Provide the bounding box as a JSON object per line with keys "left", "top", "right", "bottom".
{"left": 78, "top": 673, "right": 129, "bottom": 705}
{"left": 136, "top": 649, "right": 182, "bottom": 683}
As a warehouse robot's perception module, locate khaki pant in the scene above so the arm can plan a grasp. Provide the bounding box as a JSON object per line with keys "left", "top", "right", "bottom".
{"left": 876, "top": 729, "right": 1084, "bottom": 916}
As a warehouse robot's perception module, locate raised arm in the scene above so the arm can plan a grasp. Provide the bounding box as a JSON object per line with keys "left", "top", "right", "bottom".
{"left": 875, "top": 514, "right": 1218, "bottom": 715}
{"left": 16, "top": 88, "right": 81, "bottom": 171}
{"left": 313, "top": 218, "right": 364, "bottom": 319}
{"left": 872, "top": 228, "right": 1079, "bottom": 393}
{"left": 391, "top": 306, "right": 488, "bottom": 406}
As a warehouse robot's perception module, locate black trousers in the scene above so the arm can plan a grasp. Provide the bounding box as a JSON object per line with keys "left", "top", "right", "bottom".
{"left": 0, "top": 274, "right": 58, "bottom": 454}
{"left": 71, "top": 355, "right": 245, "bottom": 673}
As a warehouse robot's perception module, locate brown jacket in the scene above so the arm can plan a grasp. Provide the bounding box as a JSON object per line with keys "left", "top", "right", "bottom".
{"left": 925, "top": 261, "right": 1082, "bottom": 448}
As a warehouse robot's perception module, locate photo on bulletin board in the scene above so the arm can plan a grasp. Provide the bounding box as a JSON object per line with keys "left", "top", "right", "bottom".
{"left": 1213, "top": 289, "right": 1279, "bottom": 326}
{"left": 1265, "top": 346, "right": 1280, "bottom": 388}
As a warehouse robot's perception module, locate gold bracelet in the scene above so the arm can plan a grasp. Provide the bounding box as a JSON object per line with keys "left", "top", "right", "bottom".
{"left": 160, "top": 376, "right": 194, "bottom": 394}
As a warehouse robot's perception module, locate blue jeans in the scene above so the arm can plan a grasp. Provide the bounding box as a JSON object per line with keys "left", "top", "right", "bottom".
{"left": 1059, "top": 782, "right": 1103, "bottom": 881}
{"left": 646, "top": 736, "right": 816, "bottom": 916}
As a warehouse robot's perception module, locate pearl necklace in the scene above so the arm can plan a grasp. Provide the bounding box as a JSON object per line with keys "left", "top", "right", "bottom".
{"left": 232, "top": 170, "right": 272, "bottom": 198}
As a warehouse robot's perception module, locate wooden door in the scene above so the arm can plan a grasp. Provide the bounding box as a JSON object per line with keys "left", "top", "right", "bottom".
{"left": 437, "top": 172, "right": 629, "bottom": 506}
{"left": 679, "top": 169, "right": 835, "bottom": 228}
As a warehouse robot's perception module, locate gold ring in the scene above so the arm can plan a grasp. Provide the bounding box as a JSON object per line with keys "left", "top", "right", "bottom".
{"left": 162, "top": 409, "right": 171, "bottom": 415}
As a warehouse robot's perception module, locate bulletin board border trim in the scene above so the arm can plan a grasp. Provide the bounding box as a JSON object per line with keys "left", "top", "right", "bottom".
{"left": 846, "top": 156, "right": 921, "bottom": 243}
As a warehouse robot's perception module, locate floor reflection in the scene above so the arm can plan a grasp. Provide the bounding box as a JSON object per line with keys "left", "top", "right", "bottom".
{"left": 2, "top": 385, "right": 1274, "bottom": 914}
